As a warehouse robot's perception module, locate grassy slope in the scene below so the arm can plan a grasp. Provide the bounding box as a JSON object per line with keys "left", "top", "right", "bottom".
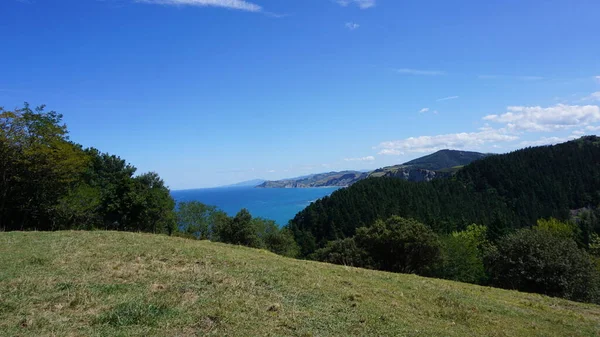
{"left": 1, "top": 232, "right": 599, "bottom": 337}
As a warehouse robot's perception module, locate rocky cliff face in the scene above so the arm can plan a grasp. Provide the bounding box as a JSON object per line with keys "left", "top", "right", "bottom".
{"left": 257, "top": 171, "right": 368, "bottom": 188}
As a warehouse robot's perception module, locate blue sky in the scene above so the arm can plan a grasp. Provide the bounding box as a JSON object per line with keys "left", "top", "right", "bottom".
{"left": 2, "top": 0, "right": 600, "bottom": 189}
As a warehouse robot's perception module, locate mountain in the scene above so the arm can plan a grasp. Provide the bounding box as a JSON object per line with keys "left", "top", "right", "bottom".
{"left": 369, "top": 149, "right": 491, "bottom": 181}
{"left": 2, "top": 231, "right": 597, "bottom": 336}
{"left": 258, "top": 150, "right": 490, "bottom": 188}
{"left": 220, "top": 179, "right": 266, "bottom": 188}
{"left": 256, "top": 171, "right": 367, "bottom": 188}
{"left": 289, "top": 136, "right": 600, "bottom": 256}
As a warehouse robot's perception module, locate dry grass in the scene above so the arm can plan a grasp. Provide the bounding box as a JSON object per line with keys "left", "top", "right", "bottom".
{"left": 1, "top": 231, "right": 599, "bottom": 336}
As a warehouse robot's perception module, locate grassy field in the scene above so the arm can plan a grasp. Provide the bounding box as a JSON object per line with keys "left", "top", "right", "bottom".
{"left": 1, "top": 231, "right": 599, "bottom": 336}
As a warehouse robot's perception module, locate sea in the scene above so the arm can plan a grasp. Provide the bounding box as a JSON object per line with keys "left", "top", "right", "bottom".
{"left": 171, "top": 187, "right": 340, "bottom": 226}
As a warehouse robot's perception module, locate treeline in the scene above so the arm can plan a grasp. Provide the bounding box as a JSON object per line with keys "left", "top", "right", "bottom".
{"left": 289, "top": 136, "right": 600, "bottom": 256}
{"left": 175, "top": 201, "right": 299, "bottom": 257}
{"left": 312, "top": 215, "right": 600, "bottom": 304}
{"left": 0, "top": 103, "right": 298, "bottom": 257}
{"left": 1, "top": 104, "right": 175, "bottom": 233}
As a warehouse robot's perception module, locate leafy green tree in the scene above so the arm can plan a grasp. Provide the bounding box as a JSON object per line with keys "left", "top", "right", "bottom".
{"left": 487, "top": 229, "right": 600, "bottom": 303}
{"left": 53, "top": 184, "right": 102, "bottom": 230}
{"left": 130, "top": 172, "right": 176, "bottom": 234}
{"left": 354, "top": 216, "right": 441, "bottom": 275}
{"left": 533, "top": 218, "right": 580, "bottom": 241}
{"left": 176, "top": 201, "right": 220, "bottom": 239}
{"left": 435, "top": 225, "right": 489, "bottom": 284}
{"left": 0, "top": 104, "right": 89, "bottom": 230}
{"left": 215, "top": 209, "right": 262, "bottom": 248}
{"left": 263, "top": 227, "right": 300, "bottom": 258}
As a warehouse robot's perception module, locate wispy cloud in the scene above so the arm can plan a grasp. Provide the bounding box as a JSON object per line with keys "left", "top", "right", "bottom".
{"left": 395, "top": 68, "right": 445, "bottom": 76}
{"left": 582, "top": 92, "right": 600, "bottom": 101}
{"left": 519, "top": 136, "right": 578, "bottom": 147}
{"left": 595, "top": 76, "right": 600, "bottom": 83}
{"left": 135, "top": 0, "right": 262, "bottom": 12}
{"left": 419, "top": 108, "right": 429, "bottom": 113}
{"left": 484, "top": 104, "right": 600, "bottom": 132}
{"left": 377, "top": 103, "right": 600, "bottom": 155}
{"left": 344, "top": 156, "right": 375, "bottom": 162}
{"left": 345, "top": 22, "right": 360, "bottom": 30}
{"left": 335, "top": 0, "right": 375, "bottom": 9}
{"left": 376, "top": 129, "right": 517, "bottom": 155}
{"left": 478, "top": 75, "right": 544, "bottom": 81}
{"left": 436, "top": 95, "right": 459, "bottom": 102}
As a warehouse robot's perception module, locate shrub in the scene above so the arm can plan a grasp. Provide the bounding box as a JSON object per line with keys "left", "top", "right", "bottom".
{"left": 487, "top": 229, "right": 600, "bottom": 303}
{"left": 311, "top": 238, "right": 373, "bottom": 268}
{"left": 354, "top": 216, "right": 441, "bottom": 275}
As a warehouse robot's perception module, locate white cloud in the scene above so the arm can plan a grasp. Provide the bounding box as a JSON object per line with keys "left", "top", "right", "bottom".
{"left": 135, "top": 0, "right": 262, "bottom": 12}
{"left": 345, "top": 22, "right": 360, "bottom": 30}
{"left": 582, "top": 92, "right": 600, "bottom": 101}
{"left": 335, "top": 0, "right": 375, "bottom": 9}
{"left": 519, "top": 136, "right": 577, "bottom": 147}
{"left": 436, "top": 96, "right": 459, "bottom": 102}
{"left": 586, "top": 125, "right": 600, "bottom": 132}
{"left": 267, "top": 169, "right": 276, "bottom": 173}
{"left": 483, "top": 104, "right": 600, "bottom": 132}
{"left": 419, "top": 108, "right": 429, "bottom": 113}
{"left": 376, "top": 129, "right": 517, "bottom": 155}
{"left": 344, "top": 156, "right": 375, "bottom": 162}
{"left": 395, "top": 68, "right": 445, "bottom": 76}
{"left": 595, "top": 76, "right": 600, "bottom": 83}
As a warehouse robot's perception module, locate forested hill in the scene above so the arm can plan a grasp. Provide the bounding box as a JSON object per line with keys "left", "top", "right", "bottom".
{"left": 289, "top": 136, "right": 600, "bottom": 256}
{"left": 368, "top": 149, "right": 490, "bottom": 181}
{"left": 403, "top": 149, "right": 490, "bottom": 170}
{"left": 258, "top": 150, "right": 489, "bottom": 188}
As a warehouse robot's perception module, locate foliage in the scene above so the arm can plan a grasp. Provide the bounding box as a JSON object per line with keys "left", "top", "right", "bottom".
{"left": 434, "top": 225, "right": 489, "bottom": 284}
{"left": 353, "top": 216, "right": 441, "bottom": 275}
{"left": 176, "top": 201, "right": 221, "bottom": 239}
{"left": 0, "top": 104, "right": 175, "bottom": 234}
{"left": 311, "top": 237, "right": 373, "bottom": 268}
{"left": 533, "top": 218, "right": 580, "bottom": 241}
{"left": 175, "top": 203, "right": 299, "bottom": 257}
{"left": 486, "top": 229, "right": 600, "bottom": 303}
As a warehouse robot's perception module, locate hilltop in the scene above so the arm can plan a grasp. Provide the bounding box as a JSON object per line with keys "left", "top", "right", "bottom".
{"left": 257, "top": 150, "right": 489, "bottom": 188}
{"left": 1, "top": 231, "right": 598, "bottom": 336}
{"left": 368, "top": 150, "right": 491, "bottom": 180}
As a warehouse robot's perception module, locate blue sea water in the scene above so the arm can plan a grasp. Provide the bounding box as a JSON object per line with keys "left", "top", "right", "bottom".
{"left": 171, "top": 187, "right": 340, "bottom": 226}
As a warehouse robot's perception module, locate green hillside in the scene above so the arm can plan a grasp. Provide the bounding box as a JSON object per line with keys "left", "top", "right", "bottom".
{"left": 1, "top": 231, "right": 599, "bottom": 336}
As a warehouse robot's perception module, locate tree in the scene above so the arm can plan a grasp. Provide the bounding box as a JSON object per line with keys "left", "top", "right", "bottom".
{"left": 434, "top": 225, "right": 490, "bottom": 284}
{"left": 487, "top": 229, "right": 600, "bottom": 303}
{"left": 533, "top": 218, "right": 580, "bottom": 241}
{"left": 354, "top": 216, "right": 441, "bottom": 275}
{"left": 215, "top": 209, "right": 262, "bottom": 248}
{"left": 0, "top": 104, "right": 89, "bottom": 230}
{"left": 263, "top": 227, "right": 300, "bottom": 258}
{"left": 176, "top": 201, "right": 219, "bottom": 239}
{"left": 130, "top": 172, "right": 176, "bottom": 234}
{"left": 312, "top": 237, "right": 373, "bottom": 268}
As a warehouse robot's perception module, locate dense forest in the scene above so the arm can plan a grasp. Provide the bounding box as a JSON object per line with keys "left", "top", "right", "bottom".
{"left": 289, "top": 136, "right": 600, "bottom": 256}
{"left": 287, "top": 137, "right": 600, "bottom": 304}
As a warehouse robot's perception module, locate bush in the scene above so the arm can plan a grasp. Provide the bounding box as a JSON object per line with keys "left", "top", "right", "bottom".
{"left": 487, "top": 229, "right": 600, "bottom": 303}
{"left": 354, "top": 216, "right": 441, "bottom": 275}
{"left": 436, "top": 234, "right": 487, "bottom": 284}
{"left": 312, "top": 238, "right": 373, "bottom": 268}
